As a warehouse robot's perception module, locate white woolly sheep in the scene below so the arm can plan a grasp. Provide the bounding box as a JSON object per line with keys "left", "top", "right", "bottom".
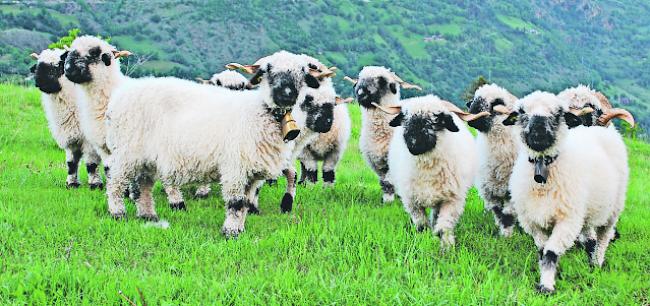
{"left": 503, "top": 91, "right": 629, "bottom": 293}
{"left": 64, "top": 35, "right": 188, "bottom": 209}
{"left": 31, "top": 48, "right": 103, "bottom": 189}
{"left": 379, "top": 95, "right": 483, "bottom": 250}
{"left": 344, "top": 66, "right": 421, "bottom": 203}
{"left": 464, "top": 83, "right": 519, "bottom": 237}
{"left": 557, "top": 85, "right": 635, "bottom": 127}
{"left": 105, "top": 51, "right": 330, "bottom": 236}
{"left": 297, "top": 99, "right": 351, "bottom": 186}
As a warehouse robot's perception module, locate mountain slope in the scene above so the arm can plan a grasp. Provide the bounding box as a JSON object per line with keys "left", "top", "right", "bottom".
{"left": 1, "top": 1, "right": 649, "bottom": 130}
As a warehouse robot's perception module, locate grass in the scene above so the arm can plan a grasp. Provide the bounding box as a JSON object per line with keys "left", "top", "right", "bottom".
{"left": 1, "top": 83, "right": 649, "bottom": 304}
{"left": 496, "top": 15, "right": 538, "bottom": 31}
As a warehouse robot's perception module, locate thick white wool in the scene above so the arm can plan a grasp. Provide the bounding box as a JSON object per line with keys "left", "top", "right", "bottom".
{"left": 388, "top": 95, "right": 477, "bottom": 249}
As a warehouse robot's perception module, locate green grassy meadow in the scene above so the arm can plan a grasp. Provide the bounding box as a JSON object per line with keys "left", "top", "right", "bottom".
{"left": 0, "top": 83, "right": 649, "bottom": 304}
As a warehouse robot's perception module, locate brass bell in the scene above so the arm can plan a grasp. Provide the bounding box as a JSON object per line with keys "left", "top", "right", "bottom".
{"left": 281, "top": 111, "right": 300, "bottom": 142}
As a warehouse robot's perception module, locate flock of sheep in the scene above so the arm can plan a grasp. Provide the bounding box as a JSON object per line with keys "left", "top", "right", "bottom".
{"left": 29, "top": 35, "right": 636, "bottom": 293}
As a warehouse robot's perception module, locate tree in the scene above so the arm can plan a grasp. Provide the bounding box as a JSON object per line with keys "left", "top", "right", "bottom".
{"left": 460, "top": 75, "right": 490, "bottom": 105}
{"left": 48, "top": 29, "right": 80, "bottom": 49}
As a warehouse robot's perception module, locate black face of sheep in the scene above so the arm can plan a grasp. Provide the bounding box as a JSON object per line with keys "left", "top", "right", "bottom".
{"left": 354, "top": 76, "right": 394, "bottom": 109}
{"left": 33, "top": 54, "right": 67, "bottom": 94}
{"left": 300, "top": 95, "right": 334, "bottom": 133}
{"left": 466, "top": 97, "right": 505, "bottom": 133}
{"left": 64, "top": 47, "right": 108, "bottom": 84}
{"left": 513, "top": 111, "right": 581, "bottom": 153}
{"left": 394, "top": 112, "right": 459, "bottom": 155}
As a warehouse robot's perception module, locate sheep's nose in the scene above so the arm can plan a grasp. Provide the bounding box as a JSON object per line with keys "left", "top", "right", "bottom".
{"left": 525, "top": 116, "right": 555, "bottom": 152}
{"left": 273, "top": 85, "right": 298, "bottom": 107}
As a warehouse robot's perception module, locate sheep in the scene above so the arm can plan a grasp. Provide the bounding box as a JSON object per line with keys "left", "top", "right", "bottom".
{"left": 64, "top": 35, "right": 188, "bottom": 209}
{"left": 557, "top": 85, "right": 635, "bottom": 128}
{"left": 104, "top": 51, "right": 330, "bottom": 236}
{"left": 376, "top": 95, "right": 485, "bottom": 250}
{"left": 501, "top": 91, "right": 629, "bottom": 293}
{"left": 30, "top": 49, "right": 103, "bottom": 189}
{"left": 278, "top": 66, "right": 351, "bottom": 212}
{"left": 297, "top": 98, "right": 351, "bottom": 187}
{"left": 344, "top": 66, "right": 421, "bottom": 203}
{"left": 464, "top": 83, "right": 519, "bottom": 237}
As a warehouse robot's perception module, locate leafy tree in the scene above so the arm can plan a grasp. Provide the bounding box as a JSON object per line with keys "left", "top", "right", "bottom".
{"left": 460, "top": 76, "right": 490, "bottom": 105}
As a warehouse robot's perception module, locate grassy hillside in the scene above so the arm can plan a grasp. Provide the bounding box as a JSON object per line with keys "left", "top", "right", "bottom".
{"left": 0, "top": 84, "right": 649, "bottom": 304}
{"left": 1, "top": 1, "right": 649, "bottom": 133}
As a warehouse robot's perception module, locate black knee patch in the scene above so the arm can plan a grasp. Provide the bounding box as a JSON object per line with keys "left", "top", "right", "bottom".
{"left": 323, "top": 170, "right": 335, "bottom": 183}
{"left": 542, "top": 250, "right": 558, "bottom": 267}
{"left": 67, "top": 160, "right": 79, "bottom": 175}
{"left": 227, "top": 198, "right": 248, "bottom": 211}
{"left": 492, "top": 206, "right": 515, "bottom": 228}
{"left": 280, "top": 192, "right": 293, "bottom": 213}
{"left": 380, "top": 180, "right": 394, "bottom": 194}
{"left": 248, "top": 205, "right": 260, "bottom": 215}
{"left": 585, "top": 239, "right": 597, "bottom": 258}
{"left": 304, "top": 169, "right": 317, "bottom": 183}
{"left": 170, "top": 201, "right": 186, "bottom": 211}
{"left": 86, "top": 163, "right": 98, "bottom": 174}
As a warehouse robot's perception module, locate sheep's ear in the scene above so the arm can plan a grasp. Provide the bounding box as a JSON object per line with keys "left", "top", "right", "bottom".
{"left": 305, "top": 74, "right": 320, "bottom": 89}
{"left": 502, "top": 112, "right": 518, "bottom": 126}
{"left": 248, "top": 69, "right": 265, "bottom": 86}
{"left": 439, "top": 113, "right": 459, "bottom": 132}
{"left": 389, "top": 82, "right": 397, "bottom": 94}
{"left": 101, "top": 53, "right": 111, "bottom": 66}
{"left": 389, "top": 112, "right": 405, "bottom": 127}
{"left": 564, "top": 112, "right": 582, "bottom": 128}
{"left": 30, "top": 64, "right": 37, "bottom": 73}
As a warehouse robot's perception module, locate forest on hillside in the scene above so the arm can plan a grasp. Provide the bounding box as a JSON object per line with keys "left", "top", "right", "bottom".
{"left": 1, "top": 1, "right": 648, "bottom": 132}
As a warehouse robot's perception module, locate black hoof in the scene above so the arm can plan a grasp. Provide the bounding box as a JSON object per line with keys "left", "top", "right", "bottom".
{"left": 138, "top": 214, "right": 160, "bottom": 222}
{"left": 66, "top": 182, "right": 80, "bottom": 189}
{"left": 248, "top": 205, "right": 260, "bottom": 215}
{"left": 416, "top": 225, "right": 427, "bottom": 233}
{"left": 280, "top": 193, "right": 293, "bottom": 213}
{"left": 89, "top": 182, "right": 104, "bottom": 190}
{"left": 170, "top": 201, "right": 186, "bottom": 211}
{"left": 536, "top": 284, "right": 555, "bottom": 294}
{"left": 123, "top": 189, "right": 130, "bottom": 198}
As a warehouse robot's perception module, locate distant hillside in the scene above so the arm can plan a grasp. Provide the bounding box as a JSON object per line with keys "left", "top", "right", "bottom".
{"left": 1, "top": 1, "right": 649, "bottom": 131}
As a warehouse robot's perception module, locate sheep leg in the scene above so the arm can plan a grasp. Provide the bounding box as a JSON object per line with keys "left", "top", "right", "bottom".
{"left": 105, "top": 159, "right": 132, "bottom": 219}
{"left": 593, "top": 217, "right": 619, "bottom": 267}
{"left": 83, "top": 144, "right": 103, "bottom": 190}
{"left": 491, "top": 201, "right": 516, "bottom": 237}
{"left": 280, "top": 168, "right": 297, "bottom": 213}
{"left": 537, "top": 218, "right": 582, "bottom": 293}
{"left": 379, "top": 176, "right": 395, "bottom": 203}
{"left": 579, "top": 227, "right": 597, "bottom": 264}
{"left": 433, "top": 199, "right": 465, "bottom": 251}
{"left": 134, "top": 176, "right": 158, "bottom": 222}
{"left": 64, "top": 148, "right": 82, "bottom": 189}
{"left": 221, "top": 180, "right": 252, "bottom": 238}
{"left": 165, "top": 185, "right": 186, "bottom": 211}
{"left": 403, "top": 199, "right": 428, "bottom": 232}
{"left": 194, "top": 184, "right": 212, "bottom": 199}
{"left": 247, "top": 180, "right": 264, "bottom": 215}
{"left": 322, "top": 150, "right": 341, "bottom": 187}
{"left": 299, "top": 154, "right": 318, "bottom": 184}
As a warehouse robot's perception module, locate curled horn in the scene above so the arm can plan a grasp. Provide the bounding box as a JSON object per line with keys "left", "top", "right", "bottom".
{"left": 391, "top": 72, "right": 422, "bottom": 91}
{"left": 335, "top": 97, "right": 354, "bottom": 105}
{"left": 371, "top": 102, "right": 401, "bottom": 115}
{"left": 492, "top": 104, "right": 511, "bottom": 115}
{"left": 595, "top": 91, "right": 613, "bottom": 109}
{"left": 30, "top": 53, "right": 39, "bottom": 60}
{"left": 442, "top": 100, "right": 491, "bottom": 122}
{"left": 568, "top": 106, "right": 595, "bottom": 117}
{"left": 225, "top": 63, "right": 260, "bottom": 74}
{"left": 112, "top": 50, "right": 132, "bottom": 59}
{"left": 343, "top": 76, "right": 358, "bottom": 85}
{"left": 598, "top": 108, "right": 635, "bottom": 127}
